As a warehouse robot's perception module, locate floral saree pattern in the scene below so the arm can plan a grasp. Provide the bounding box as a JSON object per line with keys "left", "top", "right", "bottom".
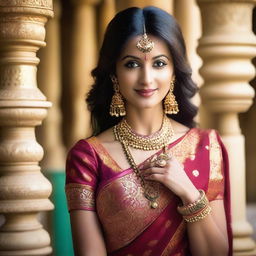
{"left": 65, "top": 128, "right": 232, "bottom": 256}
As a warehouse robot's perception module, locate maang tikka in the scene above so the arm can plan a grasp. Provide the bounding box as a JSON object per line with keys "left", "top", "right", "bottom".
{"left": 136, "top": 25, "right": 154, "bottom": 53}
{"left": 109, "top": 76, "right": 126, "bottom": 117}
{"left": 164, "top": 78, "right": 179, "bottom": 114}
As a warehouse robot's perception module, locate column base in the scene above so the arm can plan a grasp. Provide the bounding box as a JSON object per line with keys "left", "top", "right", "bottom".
{"left": 0, "top": 247, "right": 52, "bottom": 256}
{"left": 234, "top": 237, "right": 256, "bottom": 256}
{"left": 234, "top": 249, "right": 256, "bottom": 256}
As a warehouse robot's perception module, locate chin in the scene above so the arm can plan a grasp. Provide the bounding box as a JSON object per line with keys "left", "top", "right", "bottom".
{"left": 137, "top": 103, "right": 163, "bottom": 111}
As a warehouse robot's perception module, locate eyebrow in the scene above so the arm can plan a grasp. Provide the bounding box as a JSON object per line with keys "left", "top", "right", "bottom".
{"left": 121, "top": 54, "right": 170, "bottom": 61}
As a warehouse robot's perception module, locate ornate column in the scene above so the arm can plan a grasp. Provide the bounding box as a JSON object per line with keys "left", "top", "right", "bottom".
{"left": 98, "top": 0, "right": 116, "bottom": 45}
{"left": 197, "top": 0, "right": 256, "bottom": 255}
{"left": 37, "top": 0, "right": 72, "bottom": 255}
{"left": 174, "top": 0, "right": 202, "bottom": 122}
{"left": 0, "top": 0, "right": 54, "bottom": 255}
{"left": 37, "top": 0, "right": 65, "bottom": 172}
{"left": 116, "top": 0, "right": 174, "bottom": 13}
{"left": 63, "top": 0, "right": 99, "bottom": 148}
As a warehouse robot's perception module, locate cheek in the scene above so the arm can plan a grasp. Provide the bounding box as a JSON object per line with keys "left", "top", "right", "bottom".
{"left": 118, "top": 71, "right": 137, "bottom": 89}
{"left": 118, "top": 76, "right": 133, "bottom": 96}
{"left": 156, "top": 71, "right": 172, "bottom": 87}
{"left": 161, "top": 68, "right": 173, "bottom": 79}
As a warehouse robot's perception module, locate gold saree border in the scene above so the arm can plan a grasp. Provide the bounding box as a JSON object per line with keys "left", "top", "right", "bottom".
{"left": 65, "top": 183, "right": 95, "bottom": 211}
{"left": 207, "top": 130, "right": 224, "bottom": 201}
{"left": 169, "top": 128, "right": 200, "bottom": 163}
{"left": 86, "top": 137, "right": 122, "bottom": 173}
{"left": 161, "top": 222, "right": 186, "bottom": 256}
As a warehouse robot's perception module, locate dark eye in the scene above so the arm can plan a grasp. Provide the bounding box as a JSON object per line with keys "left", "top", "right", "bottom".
{"left": 124, "top": 61, "right": 139, "bottom": 68}
{"left": 153, "top": 60, "right": 167, "bottom": 68}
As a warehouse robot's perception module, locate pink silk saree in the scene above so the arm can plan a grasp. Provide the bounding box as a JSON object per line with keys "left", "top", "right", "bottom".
{"left": 65, "top": 128, "right": 232, "bottom": 256}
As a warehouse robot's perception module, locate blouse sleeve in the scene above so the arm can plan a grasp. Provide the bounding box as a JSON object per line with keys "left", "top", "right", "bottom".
{"left": 65, "top": 139, "right": 98, "bottom": 211}
{"left": 206, "top": 129, "right": 229, "bottom": 201}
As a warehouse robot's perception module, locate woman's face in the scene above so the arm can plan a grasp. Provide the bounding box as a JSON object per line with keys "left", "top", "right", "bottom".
{"left": 116, "top": 35, "right": 174, "bottom": 112}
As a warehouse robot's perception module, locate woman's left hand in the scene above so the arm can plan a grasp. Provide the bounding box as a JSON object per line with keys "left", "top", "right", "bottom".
{"left": 141, "top": 154, "right": 200, "bottom": 205}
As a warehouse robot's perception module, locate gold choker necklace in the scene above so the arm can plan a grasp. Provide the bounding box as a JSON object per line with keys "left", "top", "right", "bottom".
{"left": 114, "top": 115, "right": 174, "bottom": 150}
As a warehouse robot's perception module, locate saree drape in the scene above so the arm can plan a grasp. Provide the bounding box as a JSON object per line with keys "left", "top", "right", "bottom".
{"left": 65, "top": 128, "right": 232, "bottom": 256}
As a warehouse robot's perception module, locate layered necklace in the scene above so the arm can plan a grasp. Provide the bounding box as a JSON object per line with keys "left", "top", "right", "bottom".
{"left": 113, "top": 115, "right": 174, "bottom": 209}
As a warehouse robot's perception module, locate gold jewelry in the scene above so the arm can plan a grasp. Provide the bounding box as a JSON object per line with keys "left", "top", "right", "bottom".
{"left": 114, "top": 126, "right": 161, "bottom": 209}
{"left": 156, "top": 159, "right": 167, "bottom": 167}
{"left": 136, "top": 25, "right": 154, "bottom": 53}
{"left": 113, "top": 116, "right": 174, "bottom": 209}
{"left": 183, "top": 205, "right": 212, "bottom": 223}
{"left": 109, "top": 76, "right": 126, "bottom": 117}
{"left": 177, "top": 189, "right": 209, "bottom": 216}
{"left": 164, "top": 78, "right": 179, "bottom": 115}
{"left": 114, "top": 115, "right": 174, "bottom": 150}
{"left": 154, "top": 152, "right": 170, "bottom": 167}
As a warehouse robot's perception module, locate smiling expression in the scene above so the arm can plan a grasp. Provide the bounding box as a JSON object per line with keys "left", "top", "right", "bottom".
{"left": 115, "top": 35, "right": 174, "bottom": 113}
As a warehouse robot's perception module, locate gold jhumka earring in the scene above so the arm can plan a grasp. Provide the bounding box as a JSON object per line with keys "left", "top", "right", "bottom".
{"left": 136, "top": 25, "right": 154, "bottom": 53}
{"left": 109, "top": 76, "right": 126, "bottom": 117}
{"left": 164, "top": 78, "right": 179, "bottom": 114}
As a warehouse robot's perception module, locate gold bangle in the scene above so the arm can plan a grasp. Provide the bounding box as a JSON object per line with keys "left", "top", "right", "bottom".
{"left": 183, "top": 205, "right": 212, "bottom": 223}
{"left": 177, "top": 189, "right": 209, "bottom": 216}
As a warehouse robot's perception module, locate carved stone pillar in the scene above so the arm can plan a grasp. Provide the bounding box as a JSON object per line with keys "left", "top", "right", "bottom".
{"left": 98, "top": 0, "right": 116, "bottom": 45}
{"left": 64, "top": 0, "right": 99, "bottom": 148}
{"left": 174, "top": 0, "right": 202, "bottom": 122}
{"left": 37, "top": 1, "right": 71, "bottom": 254}
{"left": 0, "top": 0, "right": 54, "bottom": 255}
{"left": 37, "top": 0, "right": 65, "bottom": 171}
{"left": 116, "top": 0, "right": 174, "bottom": 13}
{"left": 197, "top": 0, "right": 256, "bottom": 255}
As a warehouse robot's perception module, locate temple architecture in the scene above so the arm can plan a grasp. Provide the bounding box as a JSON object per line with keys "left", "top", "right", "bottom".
{"left": 0, "top": 0, "right": 255, "bottom": 255}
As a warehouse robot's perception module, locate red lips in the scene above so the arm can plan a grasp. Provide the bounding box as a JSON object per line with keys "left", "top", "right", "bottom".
{"left": 135, "top": 88, "right": 157, "bottom": 97}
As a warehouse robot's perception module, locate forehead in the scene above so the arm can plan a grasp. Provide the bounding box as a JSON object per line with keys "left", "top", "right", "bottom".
{"left": 119, "top": 35, "right": 171, "bottom": 58}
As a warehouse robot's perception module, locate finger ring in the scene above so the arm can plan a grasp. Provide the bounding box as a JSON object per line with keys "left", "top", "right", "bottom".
{"left": 156, "top": 159, "right": 167, "bottom": 167}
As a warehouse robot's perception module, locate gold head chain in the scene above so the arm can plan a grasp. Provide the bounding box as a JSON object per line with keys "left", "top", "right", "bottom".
{"left": 136, "top": 25, "right": 154, "bottom": 53}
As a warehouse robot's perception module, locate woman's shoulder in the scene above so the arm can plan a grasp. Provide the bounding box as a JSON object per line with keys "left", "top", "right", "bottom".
{"left": 171, "top": 119, "right": 221, "bottom": 145}
{"left": 68, "top": 127, "right": 114, "bottom": 152}
{"left": 171, "top": 118, "right": 217, "bottom": 134}
{"left": 95, "top": 127, "right": 115, "bottom": 144}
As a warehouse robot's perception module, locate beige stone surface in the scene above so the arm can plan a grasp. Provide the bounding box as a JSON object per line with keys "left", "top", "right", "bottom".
{"left": 197, "top": 0, "right": 256, "bottom": 254}
{"left": 37, "top": 0, "right": 66, "bottom": 170}
{"left": 116, "top": 0, "right": 174, "bottom": 13}
{"left": 0, "top": 0, "right": 54, "bottom": 255}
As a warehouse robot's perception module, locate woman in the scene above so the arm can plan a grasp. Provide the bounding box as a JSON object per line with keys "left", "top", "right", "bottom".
{"left": 65, "top": 6, "right": 232, "bottom": 256}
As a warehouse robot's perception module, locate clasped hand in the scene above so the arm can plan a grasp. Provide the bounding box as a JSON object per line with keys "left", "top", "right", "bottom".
{"left": 141, "top": 154, "right": 200, "bottom": 205}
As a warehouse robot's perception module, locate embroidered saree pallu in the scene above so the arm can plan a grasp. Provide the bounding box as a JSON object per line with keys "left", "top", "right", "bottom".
{"left": 65, "top": 128, "right": 232, "bottom": 256}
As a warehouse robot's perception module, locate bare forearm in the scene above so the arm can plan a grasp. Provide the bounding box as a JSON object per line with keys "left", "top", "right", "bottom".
{"left": 70, "top": 211, "right": 107, "bottom": 256}
{"left": 178, "top": 189, "right": 229, "bottom": 256}
{"left": 187, "top": 214, "right": 228, "bottom": 256}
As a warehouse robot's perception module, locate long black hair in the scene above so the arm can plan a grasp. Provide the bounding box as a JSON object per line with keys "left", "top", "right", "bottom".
{"left": 86, "top": 6, "right": 198, "bottom": 135}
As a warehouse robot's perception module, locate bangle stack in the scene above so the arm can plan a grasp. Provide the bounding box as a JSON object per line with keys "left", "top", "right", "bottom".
{"left": 177, "top": 189, "right": 212, "bottom": 223}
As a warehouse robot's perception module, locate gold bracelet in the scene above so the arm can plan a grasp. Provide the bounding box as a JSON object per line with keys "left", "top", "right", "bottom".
{"left": 183, "top": 205, "right": 212, "bottom": 223}
{"left": 177, "top": 189, "right": 209, "bottom": 216}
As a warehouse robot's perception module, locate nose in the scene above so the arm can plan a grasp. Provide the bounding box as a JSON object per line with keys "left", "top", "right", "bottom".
{"left": 140, "top": 64, "right": 153, "bottom": 86}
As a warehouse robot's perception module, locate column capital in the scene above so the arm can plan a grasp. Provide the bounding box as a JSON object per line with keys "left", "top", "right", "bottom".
{"left": 0, "top": 0, "right": 53, "bottom": 17}
{"left": 197, "top": 1, "right": 256, "bottom": 40}
{"left": 197, "top": 1, "right": 256, "bottom": 114}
